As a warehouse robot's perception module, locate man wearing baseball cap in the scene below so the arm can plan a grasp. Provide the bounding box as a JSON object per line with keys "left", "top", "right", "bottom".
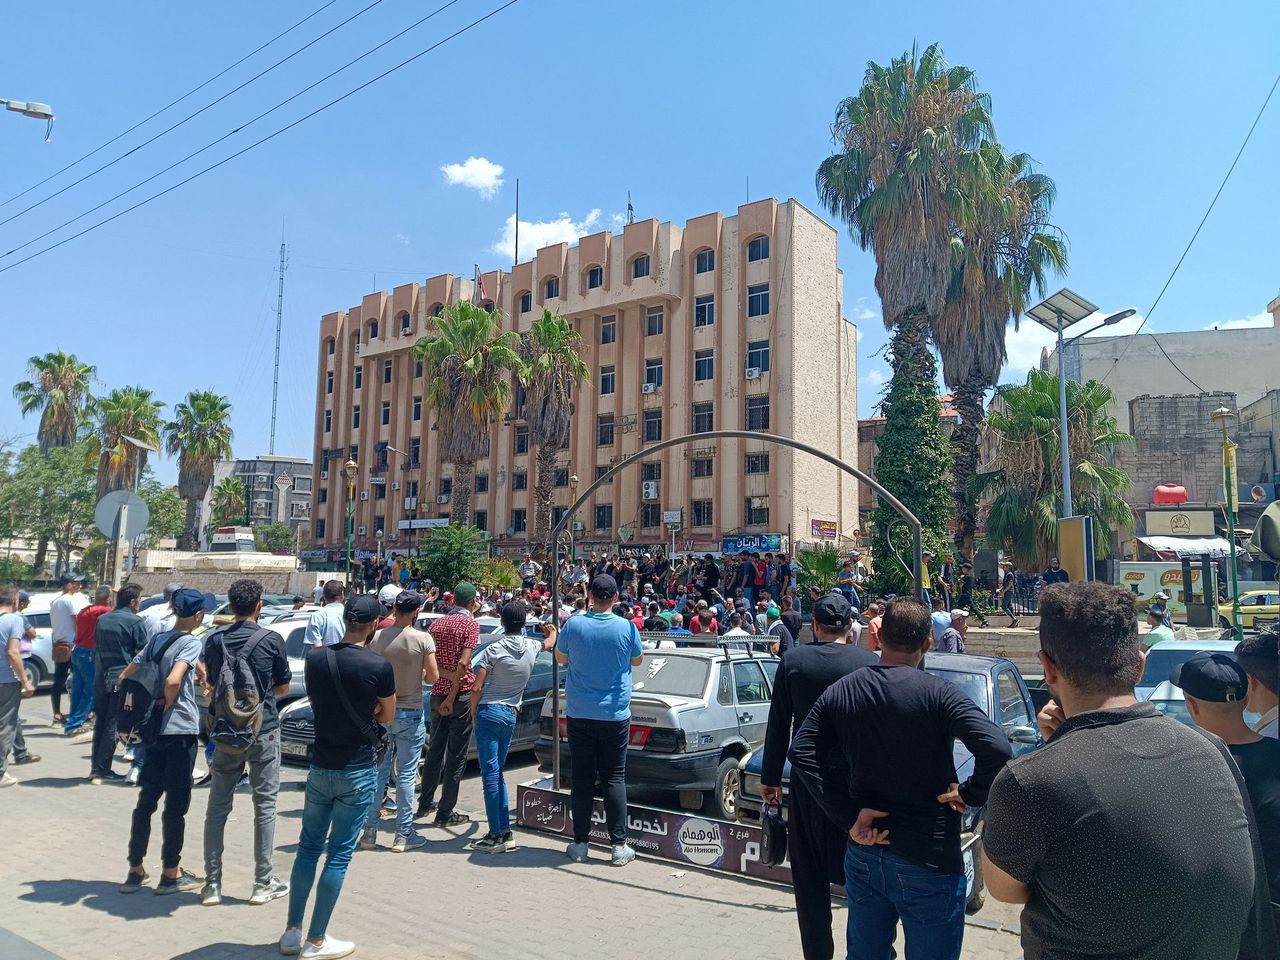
{"left": 1175, "top": 650, "right": 1280, "bottom": 927}
{"left": 556, "top": 574, "right": 643, "bottom": 866}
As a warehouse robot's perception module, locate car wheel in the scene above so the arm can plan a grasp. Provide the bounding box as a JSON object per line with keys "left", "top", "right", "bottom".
{"left": 966, "top": 838, "right": 986, "bottom": 915}
{"left": 23, "top": 658, "right": 44, "bottom": 689}
{"left": 703, "top": 757, "right": 740, "bottom": 821}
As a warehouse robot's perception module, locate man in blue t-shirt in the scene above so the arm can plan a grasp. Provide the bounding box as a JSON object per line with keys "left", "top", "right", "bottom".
{"left": 555, "top": 574, "right": 643, "bottom": 867}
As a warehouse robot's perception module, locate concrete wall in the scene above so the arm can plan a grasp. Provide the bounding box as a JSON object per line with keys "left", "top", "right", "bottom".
{"left": 129, "top": 570, "right": 324, "bottom": 597}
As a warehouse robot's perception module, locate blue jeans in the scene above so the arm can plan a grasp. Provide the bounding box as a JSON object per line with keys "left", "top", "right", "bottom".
{"left": 844, "top": 844, "right": 966, "bottom": 960}
{"left": 66, "top": 648, "right": 96, "bottom": 732}
{"left": 363, "top": 708, "right": 425, "bottom": 838}
{"left": 288, "top": 765, "right": 377, "bottom": 941}
{"left": 474, "top": 702, "right": 516, "bottom": 836}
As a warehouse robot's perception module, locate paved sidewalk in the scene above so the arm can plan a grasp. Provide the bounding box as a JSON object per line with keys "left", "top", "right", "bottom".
{"left": 1, "top": 696, "right": 1024, "bottom": 959}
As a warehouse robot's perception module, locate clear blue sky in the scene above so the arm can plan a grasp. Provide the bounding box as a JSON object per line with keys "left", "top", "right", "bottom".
{"left": 2, "top": 0, "right": 1277, "bottom": 483}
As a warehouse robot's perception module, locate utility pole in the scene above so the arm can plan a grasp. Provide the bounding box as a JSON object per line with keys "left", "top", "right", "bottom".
{"left": 270, "top": 233, "right": 288, "bottom": 455}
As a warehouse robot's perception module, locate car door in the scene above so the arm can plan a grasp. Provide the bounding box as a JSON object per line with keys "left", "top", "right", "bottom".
{"left": 993, "top": 667, "right": 1041, "bottom": 756}
{"left": 514, "top": 650, "right": 553, "bottom": 747}
{"left": 731, "top": 660, "right": 771, "bottom": 747}
{"left": 1238, "top": 592, "right": 1273, "bottom": 628}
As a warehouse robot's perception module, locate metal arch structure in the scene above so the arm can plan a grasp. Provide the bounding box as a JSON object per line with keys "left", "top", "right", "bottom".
{"left": 545, "top": 429, "right": 923, "bottom": 789}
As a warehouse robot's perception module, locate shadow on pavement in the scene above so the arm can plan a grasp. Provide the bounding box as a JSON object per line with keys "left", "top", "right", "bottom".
{"left": 20, "top": 879, "right": 193, "bottom": 919}
{"left": 166, "top": 944, "right": 268, "bottom": 959}
{"left": 9, "top": 776, "right": 89, "bottom": 789}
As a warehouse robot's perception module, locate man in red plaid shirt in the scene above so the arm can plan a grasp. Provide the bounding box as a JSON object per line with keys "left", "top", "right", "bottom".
{"left": 416, "top": 582, "right": 480, "bottom": 825}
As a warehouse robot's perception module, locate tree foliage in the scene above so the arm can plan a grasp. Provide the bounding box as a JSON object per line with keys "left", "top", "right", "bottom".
{"left": 254, "top": 521, "right": 296, "bottom": 552}
{"left": 0, "top": 442, "right": 98, "bottom": 576}
{"left": 973, "top": 370, "right": 1134, "bottom": 569}
{"left": 13, "top": 350, "right": 96, "bottom": 453}
{"left": 87, "top": 385, "right": 163, "bottom": 500}
{"left": 476, "top": 556, "right": 520, "bottom": 589}
{"left": 210, "top": 476, "right": 246, "bottom": 529}
{"left": 796, "top": 544, "right": 842, "bottom": 595}
{"left": 163, "top": 390, "right": 234, "bottom": 550}
{"left": 417, "top": 523, "right": 487, "bottom": 592}
{"left": 139, "top": 480, "right": 185, "bottom": 543}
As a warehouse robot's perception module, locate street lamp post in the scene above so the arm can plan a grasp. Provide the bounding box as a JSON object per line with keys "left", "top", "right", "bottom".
{"left": 376, "top": 528, "right": 384, "bottom": 562}
{"left": 567, "top": 473, "right": 579, "bottom": 562}
{"left": 343, "top": 458, "right": 358, "bottom": 588}
{"left": 1211, "top": 406, "right": 1243, "bottom": 642}
{"left": 1, "top": 97, "right": 55, "bottom": 140}
{"left": 1027, "top": 290, "right": 1134, "bottom": 518}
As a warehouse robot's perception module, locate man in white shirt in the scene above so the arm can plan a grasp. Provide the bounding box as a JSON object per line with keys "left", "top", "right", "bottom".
{"left": 1236, "top": 628, "right": 1278, "bottom": 738}
{"left": 305, "top": 581, "right": 347, "bottom": 647}
{"left": 49, "top": 572, "right": 88, "bottom": 723}
{"left": 140, "top": 582, "right": 183, "bottom": 639}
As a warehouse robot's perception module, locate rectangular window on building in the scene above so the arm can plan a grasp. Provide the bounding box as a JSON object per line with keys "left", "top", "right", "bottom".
{"left": 588, "top": 266, "right": 603, "bottom": 289}
{"left": 318, "top": 488, "right": 328, "bottom": 504}
{"left": 744, "top": 497, "right": 769, "bottom": 526}
{"left": 646, "top": 305, "right": 664, "bottom": 336}
{"left": 692, "top": 402, "right": 714, "bottom": 433}
{"left": 691, "top": 457, "right": 713, "bottom": 478}
{"left": 694, "top": 350, "right": 714, "bottom": 381}
{"left": 514, "top": 382, "right": 527, "bottom": 420}
{"left": 642, "top": 461, "right": 662, "bottom": 482}
{"left": 406, "top": 480, "right": 419, "bottom": 499}
{"left": 599, "top": 365, "right": 615, "bottom": 396}
{"left": 413, "top": 396, "right": 422, "bottom": 421}
{"left": 401, "top": 314, "right": 411, "bottom": 335}
{"left": 746, "top": 396, "right": 771, "bottom": 431}
{"left": 349, "top": 444, "right": 359, "bottom": 462}
{"left": 746, "top": 339, "right": 771, "bottom": 372}
{"left": 352, "top": 406, "right": 361, "bottom": 429}
{"left": 511, "top": 509, "right": 527, "bottom": 533}
{"left": 383, "top": 359, "right": 393, "bottom": 384}
{"left": 597, "top": 414, "right": 614, "bottom": 446}
{"left": 595, "top": 464, "right": 613, "bottom": 483}
{"left": 692, "top": 499, "right": 713, "bottom": 527}
{"left": 474, "top": 509, "right": 487, "bottom": 532}
{"left": 323, "top": 410, "right": 332, "bottom": 433}
{"left": 414, "top": 359, "right": 423, "bottom": 378}
{"left": 475, "top": 473, "right": 488, "bottom": 493}
{"left": 325, "top": 371, "right": 333, "bottom": 394}
{"left": 520, "top": 291, "right": 532, "bottom": 313}
{"left": 545, "top": 277, "right": 559, "bottom": 299}
{"left": 694, "top": 294, "right": 715, "bottom": 327}
{"left": 594, "top": 503, "right": 613, "bottom": 530}
{"left": 748, "top": 235, "right": 770, "bottom": 262}
{"left": 375, "top": 445, "right": 389, "bottom": 469}
{"left": 601, "top": 315, "right": 616, "bottom": 345}
{"left": 375, "top": 484, "right": 386, "bottom": 500}
{"left": 514, "top": 425, "right": 529, "bottom": 455}
{"left": 552, "top": 505, "right": 568, "bottom": 527}
{"left": 315, "top": 518, "right": 326, "bottom": 539}
{"left": 440, "top": 477, "right": 453, "bottom": 497}
{"left": 642, "top": 503, "right": 661, "bottom": 528}
{"left": 512, "top": 471, "right": 528, "bottom": 491}
{"left": 644, "top": 358, "right": 663, "bottom": 387}
{"left": 643, "top": 409, "right": 662, "bottom": 442}
{"left": 354, "top": 365, "right": 362, "bottom": 389}
{"left": 555, "top": 468, "right": 569, "bottom": 487}
{"left": 745, "top": 452, "right": 769, "bottom": 474}
{"left": 748, "top": 283, "right": 770, "bottom": 317}
{"left": 632, "top": 255, "right": 650, "bottom": 279}
{"left": 408, "top": 437, "right": 420, "bottom": 466}
{"left": 695, "top": 249, "right": 715, "bottom": 274}
{"left": 381, "top": 401, "right": 390, "bottom": 426}
{"left": 328, "top": 339, "right": 336, "bottom": 356}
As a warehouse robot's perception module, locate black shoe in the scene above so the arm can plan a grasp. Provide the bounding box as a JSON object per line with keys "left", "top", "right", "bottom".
{"left": 119, "top": 869, "right": 149, "bottom": 894}
{"left": 433, "top": 811, "right": 470, "bottom": 827}
{"left": 415, "top": 801, "right": 437, "bottom": 819}
{"left": 90, "top": 771, "right": 127, "bottom": 785}
{"left": 12, "top": 754, "right": 41, "bottom": 765}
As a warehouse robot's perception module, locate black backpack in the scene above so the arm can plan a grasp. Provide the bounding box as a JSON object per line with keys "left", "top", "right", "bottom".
{"left": 115, "top": 630, "right": 186, "bottom": 748}
{"left": 207, "top": 626, "right": 273, "bottom": 755}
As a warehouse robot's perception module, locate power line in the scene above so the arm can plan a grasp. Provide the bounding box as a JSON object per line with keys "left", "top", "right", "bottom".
{"left": 1, "top": 0, "right": 463, "bottom": 260}
{"left": 0, "top": 0, "right": 344, "bottom": 211}
{"left": 0, "top": 0, "right": 525, "bottom": 276}
{"left": 1101, "top": 70, "right": 1280, "bottom": 391}
{"left": 0, "top": 0, "right": 388, "bottom": 230}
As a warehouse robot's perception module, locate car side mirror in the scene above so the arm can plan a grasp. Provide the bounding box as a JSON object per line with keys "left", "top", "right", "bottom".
{"left": 1007, "top": 725, "right": 1040, "bottom": 745}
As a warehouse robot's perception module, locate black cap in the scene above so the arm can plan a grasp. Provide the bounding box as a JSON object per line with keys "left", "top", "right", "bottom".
{"left": 394, "top": 590, "right": 425, "bottom": 613}
{"left": 589, "top": 574, "right": 618, "bottom": 599}
{"left": 813, "top": 592, "right": 851, "bottom": 629}
{"left": 344, "top": 594, "right": 383, "bottom": 624}
{"left": 1171, "top": 651, "right": 1249, "bottom": 703}
{"left": 59, "top": 571, "right": 85, "bottom": 586}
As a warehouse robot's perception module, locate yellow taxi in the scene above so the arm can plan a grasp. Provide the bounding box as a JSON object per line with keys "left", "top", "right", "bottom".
{"left": 1229, "top": 590, "right": 1280, "bottom": 629}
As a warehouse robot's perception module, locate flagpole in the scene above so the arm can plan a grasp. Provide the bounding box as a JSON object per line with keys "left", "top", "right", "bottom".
{"left": 514, "top": 178, "right": 519, "bottom": 268}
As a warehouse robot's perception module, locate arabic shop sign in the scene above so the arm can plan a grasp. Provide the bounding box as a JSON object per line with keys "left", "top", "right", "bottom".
{"left": 810, "top": 519, "right": 837, "bottom": 540}
{"left": 720, "top": 533, "right": 781, "bottom": 554}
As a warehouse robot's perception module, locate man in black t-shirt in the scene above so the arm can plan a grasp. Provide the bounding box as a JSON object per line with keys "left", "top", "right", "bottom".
{"left": 279, "top": 594, "right": 394, "bottom": 960}
{"left": 761, "top": 593, "right": 876, "bottom": 960}
{"left": 641, "top": 601, "right": 668, "bottom": 633}
{"left": 198, "top": 578, "right": 292, "bottom": 908}
{"left": 778, "top": 595, "right": 803, "bottom": 648}
{"left": 983, "top": 583, "right": 1253, "bottom": 960}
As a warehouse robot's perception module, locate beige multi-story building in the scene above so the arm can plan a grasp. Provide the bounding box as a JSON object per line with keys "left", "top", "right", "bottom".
{"left": 309, "top": 198, "right": 859, "bottom": 558}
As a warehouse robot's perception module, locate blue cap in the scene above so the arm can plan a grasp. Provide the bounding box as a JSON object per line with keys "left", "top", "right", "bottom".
{"left": 172, "top": 588, "right": 207, "bottom": 618}
{"left": 18, "top": 590, "right": 30, "bottom": 603}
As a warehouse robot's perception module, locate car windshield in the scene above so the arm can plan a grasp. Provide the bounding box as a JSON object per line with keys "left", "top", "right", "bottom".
{"left": 632, "top": 655, "right": 709, "bottom": 698}
{"left": 925, "top": 668, "right": 989, "bottom": 714}
{"left": 1151, "top": 697, "right": 1195, "bottom": 726}
{"left": 1139, "top": 647, "right": 1231, "bottom": 687}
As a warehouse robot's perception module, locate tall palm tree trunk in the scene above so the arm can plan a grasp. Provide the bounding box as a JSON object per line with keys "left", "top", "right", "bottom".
{"left": 179, "top": 497, "right": 201, "bottom": 551}
{"left": 532, "top": 441, "right": 557, "bottom": 561}
{"left": 452, "top": 460, "right": 474, "bottom": 527}
{"left": 951, "top": 368, "right": 988, "bottom": 559}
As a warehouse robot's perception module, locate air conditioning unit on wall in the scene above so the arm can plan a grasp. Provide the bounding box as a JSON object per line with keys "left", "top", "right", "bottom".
{"left": 320, "top": 470, "right": 328, "bottom": 480}
{"left": 642, "top": 481, "right": 659, "bottom": 501}
{"left": 436, "top": 494, "right": 450, "bottom": 504}
{"left": 357, "top": 525, "right": 367, "bottom": 535}
{"left": 745, "top": 367, "right": 761, "bottom": 380}
{"left": 750, "top": 497, "right": 768, "bottom": 509}
{"left": 642, "top": 382, "right": 657, "bottom": 394}
{"left": 391, "top": 481, "right": 400, "bottom": 491}
{"left": 359, "top": 491, "right": 369, "bottom": 501}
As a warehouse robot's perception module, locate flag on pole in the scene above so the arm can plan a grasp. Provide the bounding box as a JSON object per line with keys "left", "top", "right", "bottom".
{"left": 627, "top": 191, "right": 635, "bottom": 225}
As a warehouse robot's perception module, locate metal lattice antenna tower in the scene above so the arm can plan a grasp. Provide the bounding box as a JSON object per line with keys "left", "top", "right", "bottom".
{"left": 270, "top": 230, "right": 288, "bottom": 455}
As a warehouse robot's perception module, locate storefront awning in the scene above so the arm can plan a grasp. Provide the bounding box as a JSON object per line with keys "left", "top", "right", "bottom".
{"left": 1137, "top": 535, "right": 1248, "bottom": 559}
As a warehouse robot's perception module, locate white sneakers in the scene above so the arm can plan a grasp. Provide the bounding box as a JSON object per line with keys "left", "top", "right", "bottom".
{"left": 0, "top": 773, "right": 17, "bottom": 788}
{"left": 611, "top": 844, "right": 637, "bottom": 867}
{"left": 565, "top": 841, "right": 590, "bottom": 863}
{"left": 301, "top": 936, "right": 355, "bottom": 959}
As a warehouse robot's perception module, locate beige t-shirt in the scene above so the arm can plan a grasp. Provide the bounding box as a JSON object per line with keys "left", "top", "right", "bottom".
{"left": 370, "top": 624, "right": 436, "bottom": 710}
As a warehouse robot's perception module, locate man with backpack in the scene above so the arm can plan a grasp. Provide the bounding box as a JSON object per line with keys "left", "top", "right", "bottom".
{"left": 198, "top": 578, "right": 293, "bottom": 907}
{"left": 117, "top": 587, "right": 207, "bottom": 895}
{"left": 90, "top": 584, "right": 150, "bottom": 785}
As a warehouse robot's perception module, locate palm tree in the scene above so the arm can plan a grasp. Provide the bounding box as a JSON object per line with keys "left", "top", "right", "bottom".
{"left": 13, "top": 351, "right": 96, "bottom": 453}
{"left": 86, "top": 386, "right": 163, "bottom": 500}
{"left": 414, "top": 301, "right": 523, "bottom": 526}
{"left": 935, "top": 147, "right": 1068, "bottom": 557}
{"left": 973, "top": 369, "right": 1133, "bottom": 569}
{"left": 163, "top": 390, "right": 234, "bottom": 550}
{"left": 209, "top": 476, "right": 247, "bottom": 529}
{"left": 521, "top": 309, "right": 588, "bottom": 556}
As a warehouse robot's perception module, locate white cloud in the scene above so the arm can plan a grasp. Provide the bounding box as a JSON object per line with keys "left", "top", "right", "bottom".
{"left": 440, "top": 156, "right": 505, "bottom": 199}
{"left": 1000, "top": 309, "right": 1147, "bottom": 382}
{"left": 609, "top": 212, "right": 628, "bottom": 231}
{"left": 394, "top": 233, "right": 410, "bottom": 246}
{"left": 492, "top": 209, "right": 608, "bottom": 261}
{"left": 1203, "top": 311, "right": 1270, "bottom": 331}
{"left": 850, "top": 296, "right": 880, "bottom": 323}
{"left": 864, "top": 368, "right": 886, "bottom": 387}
